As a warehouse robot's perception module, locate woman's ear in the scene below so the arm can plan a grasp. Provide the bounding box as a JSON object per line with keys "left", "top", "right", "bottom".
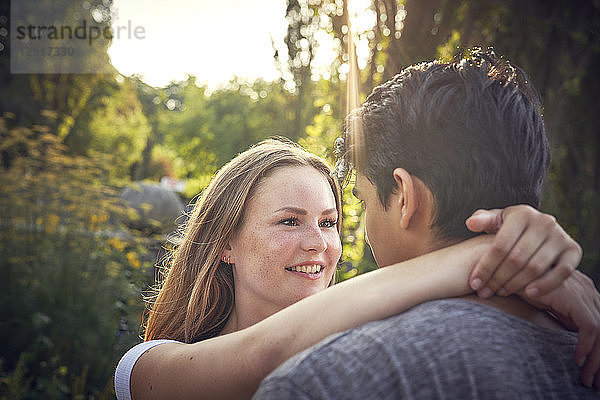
{"left": 221, "top": 243, "right": 234, "bottom": 265}
{"left": 392, "top": 168, "right": 418, "bottom": 229}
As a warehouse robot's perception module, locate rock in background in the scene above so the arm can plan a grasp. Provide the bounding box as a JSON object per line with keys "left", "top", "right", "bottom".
{"left": 120, "top": 181, "right": 184, "bottom": 235}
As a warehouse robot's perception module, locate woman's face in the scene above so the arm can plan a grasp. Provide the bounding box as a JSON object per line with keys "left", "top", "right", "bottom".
{"left": 228, "top": 165, "right": 342, "bottom": 323}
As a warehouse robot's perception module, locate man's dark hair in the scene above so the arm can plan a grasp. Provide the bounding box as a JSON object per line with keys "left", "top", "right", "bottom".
{"left": 340, "top": 48, "right": 550, "bottom": 240}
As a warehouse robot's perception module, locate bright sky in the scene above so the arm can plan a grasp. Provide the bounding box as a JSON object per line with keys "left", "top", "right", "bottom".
{"left": 108, "top": 0, "right": 376, "bottom": 88}
{"left": 108, "top": 0, "right": 290, "bottom": 88}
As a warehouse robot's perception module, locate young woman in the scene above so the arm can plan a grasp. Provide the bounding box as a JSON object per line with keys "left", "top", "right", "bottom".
{"left": 115, "top": 139, "right": 596, "bottom": 399}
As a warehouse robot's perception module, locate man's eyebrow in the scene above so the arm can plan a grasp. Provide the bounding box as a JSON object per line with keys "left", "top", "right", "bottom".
{"left": 274, "top": 206, "right": 337, "bottom": 216}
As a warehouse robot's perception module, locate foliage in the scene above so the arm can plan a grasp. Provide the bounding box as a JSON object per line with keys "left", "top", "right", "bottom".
{"left": 0, "top": 0, "right": 116, "bottom": 156}
{"left": 0, "top": 117, "right": 153, "bottom": 399}
{"left": 86, "top": 78, "right": 152, "bottom": 181}
{"left": 157, "top": 77, "right": 302, "bottom": 197}
{"left": 276, "top": 0, "right": 322, "bottom": 140}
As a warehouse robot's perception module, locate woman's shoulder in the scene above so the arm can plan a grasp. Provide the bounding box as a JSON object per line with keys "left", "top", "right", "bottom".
{"left": 114, "top": 339, "right": 181, "bottom": 400}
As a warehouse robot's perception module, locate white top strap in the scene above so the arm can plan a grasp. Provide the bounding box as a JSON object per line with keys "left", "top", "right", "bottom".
{"left": 114, "top": 339, "right": 179, "bottom": 400}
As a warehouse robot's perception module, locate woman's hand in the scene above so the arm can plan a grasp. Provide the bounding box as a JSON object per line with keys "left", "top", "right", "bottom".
{"left": 466, "top": 205, "right": 600, "bottom": 387}
{"left": 465, "top": 205, "right": 582, "bottom": 298}
{"left": 523, "top": 271, "right": 600, "bottom": 388}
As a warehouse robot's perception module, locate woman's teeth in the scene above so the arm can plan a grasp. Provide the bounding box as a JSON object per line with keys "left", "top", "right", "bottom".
{"left": 286, "top": 265, "right": 322, "bottom": 274}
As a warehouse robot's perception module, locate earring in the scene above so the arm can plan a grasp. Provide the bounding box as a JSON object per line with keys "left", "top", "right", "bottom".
{"left": 222, "top": 255, "right": 232, "bottom": 264}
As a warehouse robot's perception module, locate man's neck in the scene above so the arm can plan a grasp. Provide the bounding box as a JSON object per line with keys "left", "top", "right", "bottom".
{"left": 461, "top": 293, "right": 565, "bottom": 331}
{"left": 426, "top": 236, "right": 565, "bottom": 331}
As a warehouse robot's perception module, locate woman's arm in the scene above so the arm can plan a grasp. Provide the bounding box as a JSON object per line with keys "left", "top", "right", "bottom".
{"left": 129, "top": 236, "right": 491, "bottom": 400}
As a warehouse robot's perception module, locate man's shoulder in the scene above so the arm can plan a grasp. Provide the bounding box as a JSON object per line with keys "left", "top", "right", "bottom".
{"left": 257, "top": 299, "right": 504, "bottom": 385}
{"left": 338, "top": 298, "right": 528, "bottom": 342}
{"left": 364, "top": 297, "right": 497, "bottom": 331}
{"left": 255, "top": 299, "right": 590, "bottom": 400}
{"left": 359, "top": 297, "right": 540, "bottom": 335}
{"left": 342, "top": 298, "right": 578, "bottom": 354}
{"left": 265, "top": 298, "right": 577, "bottom": 371}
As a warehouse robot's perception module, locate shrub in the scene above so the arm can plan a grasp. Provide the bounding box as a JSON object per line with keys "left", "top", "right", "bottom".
{"left": 0, "top": 117, "right": 153, "bottom": 399}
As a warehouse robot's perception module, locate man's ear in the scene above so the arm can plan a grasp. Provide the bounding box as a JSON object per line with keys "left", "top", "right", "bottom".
{"left": 392, "top": 168, "right": 418, "bottom": 229}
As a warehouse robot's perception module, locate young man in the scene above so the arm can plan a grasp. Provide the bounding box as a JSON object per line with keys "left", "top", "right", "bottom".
{"left": 254, "top": 50, "right": 599, "bottom": 398}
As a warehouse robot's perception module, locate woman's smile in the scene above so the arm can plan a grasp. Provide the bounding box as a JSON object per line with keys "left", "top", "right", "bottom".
{"left": 285, "top": 263, "right": 326, "bottom": 279}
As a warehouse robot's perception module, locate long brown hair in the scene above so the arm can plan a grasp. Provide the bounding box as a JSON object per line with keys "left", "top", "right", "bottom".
{"left": 144, "top": 138, "right": 341, "bottom": 343}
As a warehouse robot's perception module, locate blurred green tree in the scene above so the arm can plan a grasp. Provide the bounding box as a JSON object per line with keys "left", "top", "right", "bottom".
{"left": 275, "top": 0, "right": 323, "bottom": 141}
{"left": 156, "top": 77, "right": 299, "bottom": 197}
{"left": 0, "top": 0, "right": 116, "bottom": 159}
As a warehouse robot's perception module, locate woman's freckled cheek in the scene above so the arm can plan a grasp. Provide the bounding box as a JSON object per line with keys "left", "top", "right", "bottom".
{"left": 242, "top": 222, "right": 299, "bottom": 274}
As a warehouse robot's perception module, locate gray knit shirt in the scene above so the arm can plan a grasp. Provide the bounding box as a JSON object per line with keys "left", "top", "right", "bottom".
{"left": 254, "top": 299, "right": 597, "bottom": 399}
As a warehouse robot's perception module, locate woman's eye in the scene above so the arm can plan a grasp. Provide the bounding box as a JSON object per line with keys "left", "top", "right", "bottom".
{"left": 280, "top": 217, "right": 299, "bottom": 226}
{"left": 320, "top": 218, "right": 337, "bottom": 228}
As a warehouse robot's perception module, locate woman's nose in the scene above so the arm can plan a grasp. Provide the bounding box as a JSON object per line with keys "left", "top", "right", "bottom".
{"left": 301, "top": 224, "right": 327, "bottom": 253}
